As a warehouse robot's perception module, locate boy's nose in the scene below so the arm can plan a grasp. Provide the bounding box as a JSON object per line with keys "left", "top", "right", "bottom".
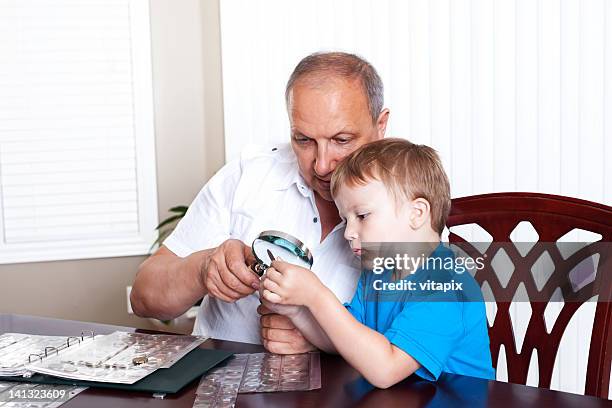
{"left": 344, "top": 226, "right": 358, "bottom": 242}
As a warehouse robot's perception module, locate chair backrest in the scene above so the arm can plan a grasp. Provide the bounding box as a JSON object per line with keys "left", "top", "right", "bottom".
{"left": 447, "top": 192, "right": 612, "bottom": 399}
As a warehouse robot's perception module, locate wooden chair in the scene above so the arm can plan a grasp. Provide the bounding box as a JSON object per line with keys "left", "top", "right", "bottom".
{"left": 447, "top": 192, "right": 612, "bottom": 399}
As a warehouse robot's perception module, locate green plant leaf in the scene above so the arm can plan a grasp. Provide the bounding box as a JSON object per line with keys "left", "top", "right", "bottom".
{"left": 155, "top": 214, "right": 183, "bottom": 230}
{"left": 169, "top": 205, "right": 189, "bottom": 214}
{"left": 149, "top": 204, "right": 189, "bottom": 254}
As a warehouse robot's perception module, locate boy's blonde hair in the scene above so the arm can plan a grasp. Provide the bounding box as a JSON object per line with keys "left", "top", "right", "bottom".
{"left": 330, "top": 138, "right": 451, "bottom": 234}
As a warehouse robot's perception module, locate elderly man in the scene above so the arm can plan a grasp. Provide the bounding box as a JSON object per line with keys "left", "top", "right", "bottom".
{"left": 131, "top": 52, "right": 390, "bottom": 354}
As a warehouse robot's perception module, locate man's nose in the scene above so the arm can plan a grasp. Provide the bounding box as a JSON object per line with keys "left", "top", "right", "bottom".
{"left": 314, "top": 146, "right": 336, "bottom": 177}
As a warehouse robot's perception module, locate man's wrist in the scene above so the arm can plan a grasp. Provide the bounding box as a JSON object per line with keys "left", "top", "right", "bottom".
{"left": 187, "top": 249, "right": 212, "bottom": 294}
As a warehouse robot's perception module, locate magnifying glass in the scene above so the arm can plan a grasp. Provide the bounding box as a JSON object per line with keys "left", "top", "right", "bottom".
{"left": 250, "top": 230, "right": 314, "bottom": 276}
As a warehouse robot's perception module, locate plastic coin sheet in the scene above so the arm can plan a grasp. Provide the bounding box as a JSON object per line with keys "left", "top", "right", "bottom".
{"left": 193, "top": 354, "right": 248, "bottom": 408}
{"left": 193, "top": 352, "right": 321, "bottom": 408}
{"left": 27, "top": 332, "right": 206, "bottom": 384}
{"left": 0, "top": 334, "right": 76, "bottom": 377}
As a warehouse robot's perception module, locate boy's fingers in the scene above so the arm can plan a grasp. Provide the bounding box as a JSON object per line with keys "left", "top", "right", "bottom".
{"left": 270, "top": 259, "right": 287, "bottom": 271}
{"left": 262, "top": 289, "right": 282, "bottom": 304}
{"left": 262, "top": 276, "right": 282, "bottom": 293}
{"left": 265, "top": 267, "right": 283, "bottom": 282}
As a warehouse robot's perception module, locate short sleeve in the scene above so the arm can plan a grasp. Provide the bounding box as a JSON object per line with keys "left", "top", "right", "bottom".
{"left": 163, "top": 158, "right": 242, "bottom": 257}
{"left": 344, "top": 272, "right": 366, "bottom": 324}
{"left": 384, "top": 302, "right": 464, "bottom": 381}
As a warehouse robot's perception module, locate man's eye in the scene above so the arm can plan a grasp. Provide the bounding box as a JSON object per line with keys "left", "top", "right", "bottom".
{"left": 335, "top": 138, "right": 350, "bottom": 145}
{"left": 293, "top": 135, "right": 311, "bottom": 144}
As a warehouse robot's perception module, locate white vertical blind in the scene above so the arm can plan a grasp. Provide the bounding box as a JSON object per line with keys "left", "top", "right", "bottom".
{"left": 0, "top": 0, "right": 157, "bottom": 263}
{"left": 220, "top": 0, "right": 612, "bottom": 397}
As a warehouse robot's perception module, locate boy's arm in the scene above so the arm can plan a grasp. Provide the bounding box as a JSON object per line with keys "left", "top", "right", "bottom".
{"left": 307, "top": 286, "right": 421, "bottom": 389}
{"left": 263, "top": 260, "right": 421, "bottom": 388}
{"left": 288, "top": 307, "right": 337, "bottom": 353}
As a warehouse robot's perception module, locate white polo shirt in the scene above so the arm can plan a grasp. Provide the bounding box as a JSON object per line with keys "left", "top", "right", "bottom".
{"left": 164, "top": 143, "right": 359, "bottom": 344}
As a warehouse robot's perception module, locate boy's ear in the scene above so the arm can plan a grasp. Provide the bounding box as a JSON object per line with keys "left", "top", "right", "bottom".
{"left": 408, "top": 198, "right": 431, "bottom": 230}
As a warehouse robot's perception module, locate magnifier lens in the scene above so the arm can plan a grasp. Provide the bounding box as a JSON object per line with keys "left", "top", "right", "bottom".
{"left": 251, "top": 231, "right": 313, "bottom": 275}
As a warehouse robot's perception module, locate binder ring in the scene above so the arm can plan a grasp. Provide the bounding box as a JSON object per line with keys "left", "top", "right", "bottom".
{"left": 28, "top": 353, "right": 43, "bottom": 363}
{"left": 81, "top": 330, "right": 95, "bottom": 341}
{"left": 44, "top": 346, "right": 58, "bottom": 357}
{"left": 66, "top": 336, "right": 81, "bottom": 347}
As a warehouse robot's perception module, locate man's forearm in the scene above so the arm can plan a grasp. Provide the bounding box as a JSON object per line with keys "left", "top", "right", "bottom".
{"left": 131, "top": 246, "right": 212, "bottom": 320}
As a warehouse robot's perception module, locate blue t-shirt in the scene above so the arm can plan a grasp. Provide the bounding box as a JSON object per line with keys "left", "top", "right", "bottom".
{"left": 344, "top": 243, "right": 495, "bottom": 381}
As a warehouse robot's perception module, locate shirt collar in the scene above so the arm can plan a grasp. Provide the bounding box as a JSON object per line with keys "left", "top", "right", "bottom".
{"left": 268, "top": 149, "right": 311, "bottom": 198}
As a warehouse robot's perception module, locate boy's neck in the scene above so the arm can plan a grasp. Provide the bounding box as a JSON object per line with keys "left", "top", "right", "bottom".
{"left": 411, "top": 226, "right": 442, "bottom": 244}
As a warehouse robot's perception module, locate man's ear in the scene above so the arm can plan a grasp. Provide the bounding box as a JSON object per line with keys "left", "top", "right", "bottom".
{"left": 408, "top": 198, "right": 431, "bottom": 230}
{"left": 376, "top": 108, "right": 390, "bottom": 138}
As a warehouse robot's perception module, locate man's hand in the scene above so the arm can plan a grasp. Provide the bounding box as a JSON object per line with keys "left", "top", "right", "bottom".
{"left": 258, "top": 304, "right": 316, "bottom": 354}
{"left": 201, "top": 239, "right": 260, "bottom": 302}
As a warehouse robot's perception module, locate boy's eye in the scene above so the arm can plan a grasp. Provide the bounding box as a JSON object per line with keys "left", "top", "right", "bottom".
{"left": 357, "top": 213, "right": 369, "bottom": 220}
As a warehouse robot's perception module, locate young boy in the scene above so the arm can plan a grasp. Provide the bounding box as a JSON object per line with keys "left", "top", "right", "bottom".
{"left": 260, "top": 138, "right": 495, "bottom": 388}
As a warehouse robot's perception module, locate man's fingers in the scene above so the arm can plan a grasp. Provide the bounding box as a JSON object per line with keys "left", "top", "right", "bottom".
{"left": 225, "top": 241, "right": 260, "bottom": 289}
{"left": 257, "top": 304, "right": 272, "bottom": 315}
{"left": 216, "top": 256, "right": 255, "bottom": 296}
{"left": 263, "top": 339, "right": 315, "bottom": 355}
{"left": 263, "top": 340, "right": 292, "bottom": 354}
{"left": 205, "top": 262, "right": 238, "bottom": 300}
{"left": 261, "top": 327, "right": 302, "bottom": 343}
{"left": 260, "top": 313, "right": 295, "bottom": 330}
{"left": 243, "top": 244, "right": 257, "bottom": 267}
{"left": 205, "top": 280, "right": 234, "bottom": 303}
{"left": 207, "top": 261, "right": 247, "bottom": 299}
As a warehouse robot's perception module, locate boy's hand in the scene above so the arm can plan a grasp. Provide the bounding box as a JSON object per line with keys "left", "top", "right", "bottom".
{"left": 258, "top": 294, "right": 303, "bottom": 318}
{"left": 261, "top": 258, "right": 322, "bottom": 307}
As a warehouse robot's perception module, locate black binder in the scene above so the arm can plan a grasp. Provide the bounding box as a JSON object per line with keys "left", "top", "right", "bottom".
{"left": 0, "top": 347, "right": 233, "bottom": 395}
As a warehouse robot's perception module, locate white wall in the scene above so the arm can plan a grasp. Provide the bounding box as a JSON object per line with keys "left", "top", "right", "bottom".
{"left": 219, "top": 0, "right": 612, "bottom": 397}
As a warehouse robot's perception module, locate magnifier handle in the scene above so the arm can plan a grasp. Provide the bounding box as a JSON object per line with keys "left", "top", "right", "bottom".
{"left": 250, "top": 262, "right": 267, "bottom": 277}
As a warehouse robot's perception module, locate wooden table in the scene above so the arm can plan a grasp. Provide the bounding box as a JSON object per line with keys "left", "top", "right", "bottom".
{"left": 1, "top": 314, "right": 610, "bottom": 407}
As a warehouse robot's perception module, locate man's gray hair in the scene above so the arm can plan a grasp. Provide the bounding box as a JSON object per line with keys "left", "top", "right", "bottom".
{"left": 285, "top": 52, "right": 384, "bottom": 123}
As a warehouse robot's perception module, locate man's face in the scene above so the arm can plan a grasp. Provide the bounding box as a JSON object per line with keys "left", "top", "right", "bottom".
{"left": 287, "top": 77, "right": 388, "bottom": 201}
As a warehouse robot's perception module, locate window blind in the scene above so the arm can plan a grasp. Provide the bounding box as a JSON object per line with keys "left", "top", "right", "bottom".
{"left": 0, "top": 0, "right": 157, "bottom": 263}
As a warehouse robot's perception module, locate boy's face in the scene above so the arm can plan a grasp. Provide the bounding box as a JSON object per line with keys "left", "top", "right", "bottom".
{"left": 334, "top": 180, "right": 417, "bottom": 256}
